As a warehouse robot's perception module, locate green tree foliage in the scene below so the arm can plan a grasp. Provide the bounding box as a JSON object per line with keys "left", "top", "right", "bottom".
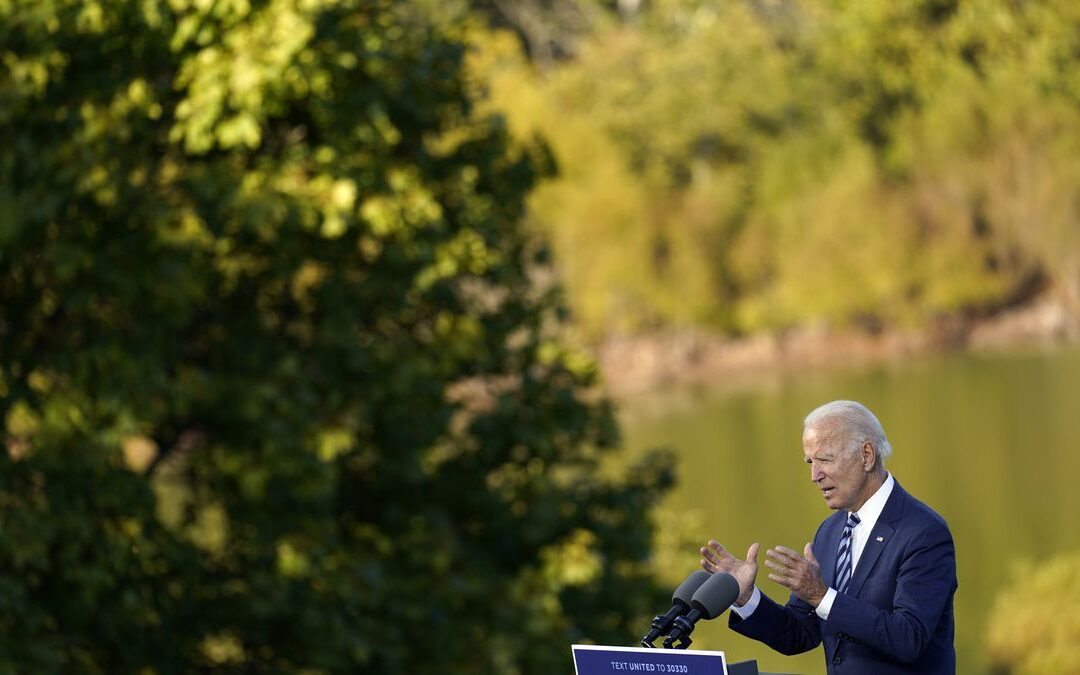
{"left": 985, "top": 551, "right": 1080, "bottom": 674}
{"left": 414, "top": 0, "right": 629, "bottom": 67}
{"left": 471, "top": 0, "right": 1080, "bottom": 337}
{"left": 0, "top": 1, "right": 670, "bottom": 671}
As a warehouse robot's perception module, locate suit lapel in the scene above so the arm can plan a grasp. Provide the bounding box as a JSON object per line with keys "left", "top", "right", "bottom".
{"left": 846, "top": 482, "right": 906, "bottom": 597}
{"left": 846, "top": 520, "right": 894, "bottom": 597}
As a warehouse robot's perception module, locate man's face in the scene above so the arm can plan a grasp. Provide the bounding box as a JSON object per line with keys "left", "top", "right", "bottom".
{"left": 803, "top": 422, "right": 876, "bottom": 512}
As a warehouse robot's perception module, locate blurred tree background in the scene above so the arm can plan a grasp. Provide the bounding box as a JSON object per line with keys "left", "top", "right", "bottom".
{"left": 461, "top": 0, "right": 1080, "bottom": 337}
{"left": 986, "top": 551, "right": 1080, "bottom": 675}
{"left": 4, "top": 0, "right": 1080, "bottom": 672}
{"left": 0, "top": 0, "right": 670, "bottom": 672}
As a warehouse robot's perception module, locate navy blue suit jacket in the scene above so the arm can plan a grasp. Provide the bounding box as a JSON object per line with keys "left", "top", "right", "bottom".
{"left": 729, "top": 481, "right": 957, "bottom": 674}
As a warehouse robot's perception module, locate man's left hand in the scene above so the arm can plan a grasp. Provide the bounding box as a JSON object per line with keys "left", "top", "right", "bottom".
{"left": 764, "top": 543, "right": 828, "bottom": 607}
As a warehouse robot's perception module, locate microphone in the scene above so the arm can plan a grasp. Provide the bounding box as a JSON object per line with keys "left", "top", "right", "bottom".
{"left": 662, "top": 572, "right": 740, "bottom": 649}
{"left": 640, "top": 570, "right": 711, "bottom": 648}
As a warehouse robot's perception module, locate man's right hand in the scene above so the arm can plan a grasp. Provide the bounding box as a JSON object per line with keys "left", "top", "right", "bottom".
{"left": 700, "top": 540, "right": 760, "bottom": 607}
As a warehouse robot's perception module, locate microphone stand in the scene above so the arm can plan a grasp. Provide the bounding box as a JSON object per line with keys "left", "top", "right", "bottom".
{"left": 662, "top": 633, "right": 692, "bottom": 649}
{"left": 641, "top": 612, "right": 674, "bottom": 648}
{"left": 662, "top": 612, "right": 699, "bottom": 649}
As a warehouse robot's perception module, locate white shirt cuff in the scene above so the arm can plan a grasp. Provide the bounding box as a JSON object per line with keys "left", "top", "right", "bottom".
{"left": 815, "top": 587, "right": 838, "bottom": 620}
{"left": 731, "top": 586, "right": 761, "bottom": 619}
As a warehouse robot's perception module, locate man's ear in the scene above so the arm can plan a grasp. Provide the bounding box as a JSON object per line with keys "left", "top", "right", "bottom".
{"left": 862, "top": 441, "right": 877, "bottom": 471}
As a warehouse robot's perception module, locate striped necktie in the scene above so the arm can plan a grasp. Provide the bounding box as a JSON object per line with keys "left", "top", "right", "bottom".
{"left": 834, "top": 512, "right": 861, "bottom": 594}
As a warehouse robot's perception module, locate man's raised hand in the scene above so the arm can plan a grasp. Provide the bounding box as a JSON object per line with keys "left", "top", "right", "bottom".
{"left": 764, "top": 543, "right": 828, "bottom": 607}
{"left": 700, "top": 540, "right": 760, "bottom": 606}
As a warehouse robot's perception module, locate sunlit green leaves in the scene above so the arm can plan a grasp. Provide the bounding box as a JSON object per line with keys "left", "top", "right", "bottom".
{"left": 1, "top": 1, "right": 666, "bottom": 672}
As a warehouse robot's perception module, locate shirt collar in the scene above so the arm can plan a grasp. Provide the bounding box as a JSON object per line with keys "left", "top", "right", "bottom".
{"left": 854, "top": 472, "right": 894, "bottom": 529}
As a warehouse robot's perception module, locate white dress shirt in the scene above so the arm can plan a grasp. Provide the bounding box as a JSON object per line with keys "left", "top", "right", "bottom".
{"left": 732, "top": 473, "right": 895, "bottom": 621}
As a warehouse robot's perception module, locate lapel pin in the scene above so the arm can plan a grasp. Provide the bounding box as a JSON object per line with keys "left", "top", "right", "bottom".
{"left": 876, "top": 536, "right": 884, "bottom": 542}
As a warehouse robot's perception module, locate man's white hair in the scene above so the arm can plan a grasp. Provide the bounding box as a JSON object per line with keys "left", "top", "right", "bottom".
{"left": 804, "top": 400, "right": 892, "bottom": 465}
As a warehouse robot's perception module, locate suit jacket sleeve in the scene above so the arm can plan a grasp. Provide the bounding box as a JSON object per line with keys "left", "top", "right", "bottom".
{"left": 821, "top": 518, "right": 956, "bottom": 663}
{"left": 727, "top": 518, "right": 832, "bottom": 655}
{"left": 728, "top": 589, "right": 822, "bottom": 656}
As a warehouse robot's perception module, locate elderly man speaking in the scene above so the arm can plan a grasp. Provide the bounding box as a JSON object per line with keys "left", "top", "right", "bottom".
{"left": 700, "top": 400, "right": 956, "bottom": 674}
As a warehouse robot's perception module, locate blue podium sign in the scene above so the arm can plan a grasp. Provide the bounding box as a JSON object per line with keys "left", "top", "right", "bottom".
{"left": 572, "top": 645, "right": 728, "bottom": 675}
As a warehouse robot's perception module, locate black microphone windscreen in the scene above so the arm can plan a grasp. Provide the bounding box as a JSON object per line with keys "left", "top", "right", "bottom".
{"left": 672, "top": 570, "right": 712, "bottom": 607}
{"left": 690, "top": 572, "right": 740, "bottom": 619}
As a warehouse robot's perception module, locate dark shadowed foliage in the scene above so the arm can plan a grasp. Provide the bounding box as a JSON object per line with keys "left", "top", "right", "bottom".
{"left": 0, "top": 1, "right": 671, "bottom": 672}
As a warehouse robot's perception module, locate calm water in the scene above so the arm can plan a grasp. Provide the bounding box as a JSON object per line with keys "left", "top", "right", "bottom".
{"left": 619, "top": 345, "right": 1080, "bottom": 675}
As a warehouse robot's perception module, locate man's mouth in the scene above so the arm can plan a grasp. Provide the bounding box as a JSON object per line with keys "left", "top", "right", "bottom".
{"left": 821, "top": 487, "right": 835, "bottom": 498}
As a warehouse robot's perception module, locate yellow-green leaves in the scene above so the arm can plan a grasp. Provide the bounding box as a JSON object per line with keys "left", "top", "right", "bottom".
{"left": 360, "top": 167, "right": 443, "bottom": 238}
{"left": 987, "top": 551, "right": 1080, "bottom": 675}
{"left": 539, "top": 528, "right": 601, "bottom": 588}
{"left": 415, "top": 228, "right": 495, "bottom": 291}
{"left": 472, "top": 0, "right": 1080, "bottom": 338}
{"left": 172, "top": 0, "right": 319, "bottom": 152}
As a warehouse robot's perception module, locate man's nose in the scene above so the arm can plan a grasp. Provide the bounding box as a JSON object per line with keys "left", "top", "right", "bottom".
{"left": 810, "top": 465, "right": 824, "bottom": 482}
